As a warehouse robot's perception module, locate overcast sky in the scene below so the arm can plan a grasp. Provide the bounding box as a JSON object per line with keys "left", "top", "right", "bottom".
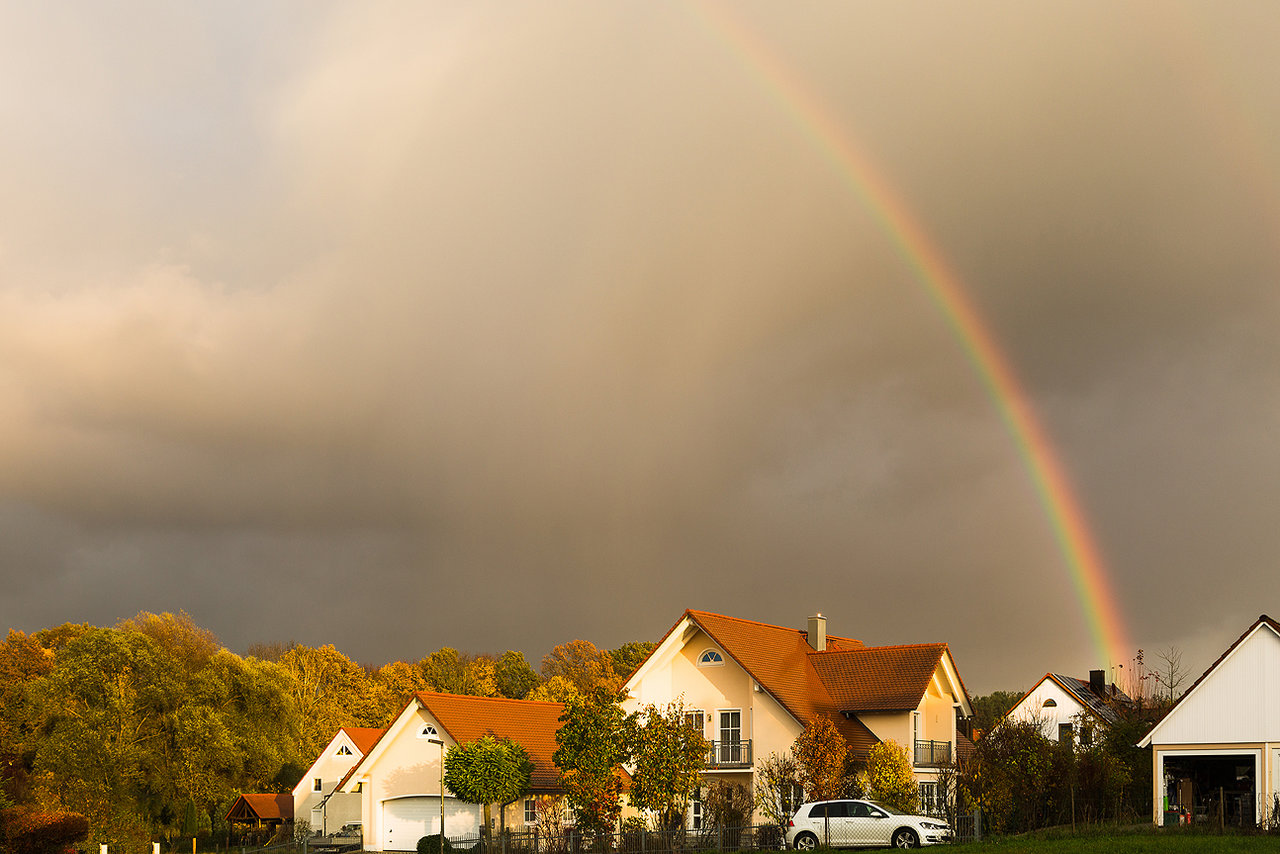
{"left": 2, "top": 1, "right": 1278, "bottom": 694}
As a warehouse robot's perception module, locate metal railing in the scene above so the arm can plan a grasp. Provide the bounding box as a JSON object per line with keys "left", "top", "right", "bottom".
{"left": 437, "top": 824, "right": 780, "bottom": 854}
{"left": 913, "top": 739, "right": 951, "bottom": 767}
{"left": 706, "top": 739, "right": 752, "bottom": 768}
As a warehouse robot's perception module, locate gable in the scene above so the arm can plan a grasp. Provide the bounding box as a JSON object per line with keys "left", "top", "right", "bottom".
{"left": 1142, "top": 620, "right": 1280, "bottom": 745}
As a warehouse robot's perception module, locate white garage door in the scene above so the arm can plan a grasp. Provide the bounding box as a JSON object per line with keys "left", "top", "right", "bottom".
{"left": 382, "top": 797, "right": 438, "bottom": 851}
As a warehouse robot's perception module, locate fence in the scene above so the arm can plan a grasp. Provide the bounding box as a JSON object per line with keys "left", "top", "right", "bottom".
{"left": 435, "top": 825, "right": 781, "bottom": 854}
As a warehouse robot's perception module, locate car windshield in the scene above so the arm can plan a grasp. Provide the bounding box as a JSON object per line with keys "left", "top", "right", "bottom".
{"left": 864, "top": 800, "right": 907, "bottom": 816}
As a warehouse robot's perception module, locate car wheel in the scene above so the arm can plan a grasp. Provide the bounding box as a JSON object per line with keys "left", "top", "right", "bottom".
{"left": 792, "top": 832, "right": 818, "bottom": 850}
{"left": 892, "top": 828, "right": 919, "bottom": 848}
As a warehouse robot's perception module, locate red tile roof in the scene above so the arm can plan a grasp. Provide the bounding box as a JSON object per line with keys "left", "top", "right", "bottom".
{"left": 416, "top": 692, "right": 567, "bottom": 792}
{"left": 810, "top": 644, "right": 948, "bottom": 712}
{"left": 677, "top": 611, "right": 958, "bottom": 756}
{"left": 225, "top": 793, "right": 293, "bottom": 822}
{"left": 341, "top": 726, "right": 385, "bottom": 755}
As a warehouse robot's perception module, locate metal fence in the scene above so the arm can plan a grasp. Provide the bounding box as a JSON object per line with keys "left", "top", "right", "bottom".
{"left": 436, "top": 825, "right": 782, "bottom": 854}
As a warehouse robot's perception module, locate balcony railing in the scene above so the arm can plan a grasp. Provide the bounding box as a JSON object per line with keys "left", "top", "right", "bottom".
{"left": 706, "top": 739, "right": 752, "bottom": 769}
{"left": 914, "top": 739, "right": 951, "bottom": 767}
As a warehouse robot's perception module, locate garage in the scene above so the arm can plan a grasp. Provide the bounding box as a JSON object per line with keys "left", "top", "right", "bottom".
{"left": 381, "top": 797, "right": 479, "bottom": 851}
{"left": 1158, "top": 751, "right": 1259, "bottom": 826}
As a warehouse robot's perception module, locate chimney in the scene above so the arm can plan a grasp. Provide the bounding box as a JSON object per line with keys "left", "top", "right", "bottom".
{"left": 1089, "top": 669, "right": 1105, "bottom": 695}
{"left": 807, "top": 614, "right": 827, "bottom": 652}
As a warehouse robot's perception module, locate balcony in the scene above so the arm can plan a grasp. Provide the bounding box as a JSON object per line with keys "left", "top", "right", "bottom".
{"left": 706, "top": 739, "right": 753, "bottom": 769}
{"left": 913, "top": 739, "right": 951, "bottom": 767}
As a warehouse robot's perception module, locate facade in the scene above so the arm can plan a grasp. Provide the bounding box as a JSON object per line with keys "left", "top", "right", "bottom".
{"left": 1138, "top": 614, "right": 1280, "bottom": 827}
{"left": 622, "top": 610, "right": 972, "bottom": 821}
{"left": 1003, "top": 671, "right": 1129, "bottom": 744}
{"left": 293, "top": 726, "right": 385, "bottom": 835}
{"left": 339, "top": 692, "right": 567, "bottom": 851}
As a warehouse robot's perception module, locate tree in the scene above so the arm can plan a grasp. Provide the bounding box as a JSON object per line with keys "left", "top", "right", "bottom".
{"left": 278, "top": 644, "right": 380, "bottom": 758}
{"left": 552, "top": 688, "right": 629, "bottom": 835}
{"left": 968, "top": 691, "right": 1024, "bottom": 735}
{"left": 494, "top": 651, "right": 541, "bottom": 700}
{"left": 443, "top": 736, "right": 533, "bottom": 835}
{"left": 526, "top": 675, "right": 580, "bottom": 704}
{"left": 754, "top": 752, "right": 802, "bottom": 833}
{"left": 1150, "top": 646, "right": 1186, "bottom": 703}
{"left": 961, "top": 718, "right": 1054, "bottom": 834}
{"left": 117, "top": 611, "right": 219, "bottom": 672}
{"left": 792, "top": 718, "right": 848, "bottom": 801}
{"left": 542, "top": 641, "right": 618, "bottom": 695}
{"left": 624, "top": 702, "right": 707, "bottom": 831}
{"left": 859, "top": 741, "right": 917, "bottom": 813}
{"left": 421, "top": 648, "right": 497, "bottom": 697}
{"left": 607, "top": 642, "right": 656, "bottom": 682}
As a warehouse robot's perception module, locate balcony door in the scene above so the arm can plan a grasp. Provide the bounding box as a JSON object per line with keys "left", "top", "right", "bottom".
{"left": 718, "top": 710, "right": 741, "bottom": 764}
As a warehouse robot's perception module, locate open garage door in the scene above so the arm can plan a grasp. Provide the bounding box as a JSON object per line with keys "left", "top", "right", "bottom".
{"left": 1162, "top": 753, "right": 1258, "bottom": 827}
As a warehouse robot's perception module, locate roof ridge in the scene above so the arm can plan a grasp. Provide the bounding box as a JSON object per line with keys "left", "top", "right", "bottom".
{"left": 688, "top": 609, "right": 861, "bottom": 645}
{"left": 415, "top": 690, "right": 565, "bottom": 708}
{"left": 812, "top": 641, "right": 946, "bottom": 654}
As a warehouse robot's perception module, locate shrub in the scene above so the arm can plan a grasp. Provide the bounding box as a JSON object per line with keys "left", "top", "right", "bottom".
{"left": 1, "top": 808, "right": 90, "bottom": 854}
{"left": 418, "top": 833, "right": 453, "bottom": 854}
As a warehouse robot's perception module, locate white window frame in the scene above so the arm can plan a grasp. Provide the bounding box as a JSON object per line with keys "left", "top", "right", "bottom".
{"left": 698, "top": 649, "right": 724, "bottom": 666}
{"left": 417, "top": 724, "right": 439, "bottom": 739}
{"left": 524, "top": 799, "right": 536, "bottom": 825}
{"left": 337, "top": 745, "right": 353, "bottom": 756}
{"left": 313, "top": 777, "right": 323, "bottom": 792}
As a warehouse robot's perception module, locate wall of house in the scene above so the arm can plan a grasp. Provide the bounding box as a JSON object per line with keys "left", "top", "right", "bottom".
{"left": 856, "top": 711, "right": 910, "bottom": 752}
{"left": 920, "top": 672, "right": 956, "bottom": 745}
{"left": 1005, "top": 679, "right": 1085, "bottom": 741}
{"left": 292, "top": 732, "right": 365, "bottom": 834}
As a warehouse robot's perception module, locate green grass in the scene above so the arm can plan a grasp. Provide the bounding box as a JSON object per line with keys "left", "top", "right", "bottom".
{"left": 943, "top": 826, "right": 1280, "bottom": 853}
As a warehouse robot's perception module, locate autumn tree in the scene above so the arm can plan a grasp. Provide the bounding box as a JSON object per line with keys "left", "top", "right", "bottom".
{"left": 792, "top": 718, "right": 848, "bottom": 801}
{"left": 443, "top": 736, "right": 533, "bottom": 835}
{"left": 859, "top": 740, "right": 917, "bottom": 813}
{"left": 553, "top": 688, "right": 629, "bottom": 835}
{"left": 526, "top": 676, "right": 580, "bottom": 704}
{"left": 968, "top": 690, "right": 1024, "bottom": 735}
{"left": 754, "top": 752, "right": 802, "bottom": 832}
{"left": 624, "top": 702, "right": 707, "bottom": 831}
{"left": 608, "top": 642, "right": 655, "bottom": 682}
{"left": 278, "top": 644, "right": 381, "bottom": 758}
{"left": 542, "top": 640, "right": 618, "bottom": 695}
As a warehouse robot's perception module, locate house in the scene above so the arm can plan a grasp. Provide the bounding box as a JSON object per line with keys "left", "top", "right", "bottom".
{"left": 225, "top": 793, "right": 293, "bottom": 836}
{"left": 338, "top": 692, "right": 567, "bottom": 851}
{"left": 1138, "top": 614, "right": 1280, "bottom": 827}
{"left": 1002, "top": 671, "right": 1130, "bottom": 744}
{"left": 622, "top": 610, "right": 973, "bottom": 821}
{"left": 293, "top": 726, "right": 385, "bottom": 835}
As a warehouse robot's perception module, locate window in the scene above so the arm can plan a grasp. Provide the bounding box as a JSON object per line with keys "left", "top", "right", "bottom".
{"left": 418, "top": 724, "right": 439, "bottom": 739}
{"left": 1058, "top": 722, "right": 1074, "bottom": 743}
{"left": 698, "top": 649, "right": 724, "bottom": 666}
{"left": 682, "top": 710, "right": 705, "bottom": 733}
{"left": 313, "top": 778, "right": 323, "bottom": 792}
{"left": 524, "top": 800, "right": 536, "bottom": 824}
{"left": 1042, "top": 699, "right": 1057, "bottom": 708}
{"left": 919, "top": 782, "right": 939, "bottom": 816}
{"left": 337, "top": 745, "right": 353, "bottom": 756}
{"left": 690, "top": 788, "right": 703, "bottom": 830}
{"left": 718, "top": 710, "right": 742, "bottom": 763}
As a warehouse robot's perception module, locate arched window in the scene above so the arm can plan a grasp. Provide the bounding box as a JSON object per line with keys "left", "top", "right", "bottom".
{"left": 336, "top": 745, "right": 353, "bottom": 756}
{"left": 698, "top": 649, "right": 724, "bottom": 666}
{"left": 1042, "top": 699, "right": 1057, "bottom": 708}
{"left": 418, "top": 724, "right": 439, "bottom": 738}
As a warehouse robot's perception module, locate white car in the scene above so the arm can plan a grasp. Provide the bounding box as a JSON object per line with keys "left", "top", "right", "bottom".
{"left": 785, "top": 799, "right": 952, "bottom": 849}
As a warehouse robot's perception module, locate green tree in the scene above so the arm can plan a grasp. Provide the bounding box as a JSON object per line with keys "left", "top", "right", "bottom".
{"left": 553, "top": 688, "right": 629, "bottom": 835}
{"left": 443, "top": 736, "right": 533, "bottom": 835}
{"left": 792, "top": 718, "right": 848, "bottom": 801}
{"left": 494, "top": 651, "right": 541, "bottom": 700}
{"left": 968, "top": 690, "right": 1024, "bottom": 735}
{"left": 961, "top": 717, "right": 1054, "bottom": 834}
{"left": 624, "top": 702, "right": 707, "bottom": 831}
{"left": 607, "top": 642, "right": 655, "bottom": 682}
{"left": 421, "top": 648, "right": 496, "bottom": 697}
{"left": 278, "top": 644, "right": 380, "bottom": 758}
{"left": 860, "top": 740, "right": 917, "bottom": 813}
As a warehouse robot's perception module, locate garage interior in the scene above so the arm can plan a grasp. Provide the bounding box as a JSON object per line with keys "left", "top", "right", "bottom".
{"left": 1162, "top": 755, "right": 1256, "bottom": 827}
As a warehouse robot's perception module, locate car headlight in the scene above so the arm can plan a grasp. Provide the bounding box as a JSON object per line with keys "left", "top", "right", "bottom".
{"left": 920, "top": 821, "right": 950, "bottom": 831}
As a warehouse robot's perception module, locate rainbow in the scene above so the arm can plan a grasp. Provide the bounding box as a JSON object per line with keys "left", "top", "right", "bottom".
{"left": 692, "top": 2, "right": 1132, "bottom": 669}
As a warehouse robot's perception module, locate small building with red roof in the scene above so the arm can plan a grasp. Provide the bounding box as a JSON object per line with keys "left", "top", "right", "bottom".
{"left": 338, "top": 692, "right": 567, "bottom": 851}
{"left": 225, "top": 793, "right": 293, "bottom": 830}
{"left": 622, "top": 610, "right": 972, "bottom": 821}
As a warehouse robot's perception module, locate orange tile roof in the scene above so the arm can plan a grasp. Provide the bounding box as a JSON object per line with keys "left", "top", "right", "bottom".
{"left": 416, "top": 692, "right": 567, "bottom": 792}
{"left": 226, "top": 793, "right": 293, "bottom": 822}
{"left": 341, "top": 726, "right": 385, "bottom": 755}
{"left": 810, "top": 644, "right": 948, "bottom": 711}
{"left": 681, "top": 611, "right": 881, "bottom": 755}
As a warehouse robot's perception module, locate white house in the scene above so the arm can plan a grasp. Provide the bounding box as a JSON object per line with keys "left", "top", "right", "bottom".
{"left": 622, "top": 610, "right": 973, "bottom": 820}
{"left": 293, "top": 726, "right": 385, "bottom": 835}
{"left": 1003, "top": 671, "right": 1129, "bottom": 744}
{"left": 338, "top": 692, "right": 567, "bottom": 851}
{"left": 1138, "top": 614, "right": 1280, "bottom": 827}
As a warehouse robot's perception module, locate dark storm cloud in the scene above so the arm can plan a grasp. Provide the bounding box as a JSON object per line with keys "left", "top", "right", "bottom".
{"left": 1, "top": 0, "right": 1278, "bottom": 690}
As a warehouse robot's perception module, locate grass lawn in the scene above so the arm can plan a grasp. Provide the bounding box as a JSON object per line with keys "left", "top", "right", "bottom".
{"left": 945, "top": 827, "right": 1280, "bottom": 853}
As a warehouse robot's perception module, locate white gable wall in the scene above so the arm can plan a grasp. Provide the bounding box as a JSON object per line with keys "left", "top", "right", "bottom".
{"left": 1004, "top": 677, "right": 1088, "bottom": 741}
{"left": 1147, "top": 624, "right": 1280, "bottom": 744}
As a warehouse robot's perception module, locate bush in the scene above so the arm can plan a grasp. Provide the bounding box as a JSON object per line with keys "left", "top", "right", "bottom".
{"left": 418, "top": 833, "right": 453, "bottom": 854}
{"left": 1, "top": 808, "right": 90, "bottom": 854}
